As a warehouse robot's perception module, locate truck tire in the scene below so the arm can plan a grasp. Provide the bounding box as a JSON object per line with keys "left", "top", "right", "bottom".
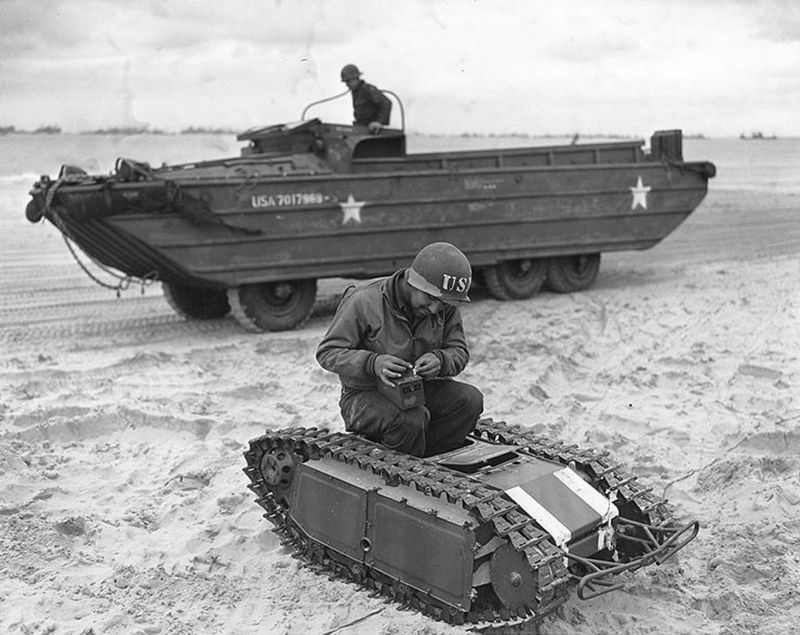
{"left": 25, "top": 199, "right": 44, "bottom": 223}
{"left": 162, "top": 282, "right": 231, "bottom": 319}
{"left": 471, "top": 267, "right": 485, "bottom": 289}
{"left": 545, "top": 254, "right": 601, "bottom": 293}
{"left": 483, "top": 258, "right": 547, "bottom": 300}
{"left": 228, "top": 279, "right": 317, "bottom": 332}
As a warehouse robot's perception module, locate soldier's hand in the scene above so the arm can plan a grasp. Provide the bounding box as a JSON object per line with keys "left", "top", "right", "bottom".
{"left": 367, "top": 121, "right": 383, "bottom": 134}
{"left": 375, "top": 354, "right": 411, "bottom": 386}
{"left": 414, "top": 352, "right": 441, "bottom": 378}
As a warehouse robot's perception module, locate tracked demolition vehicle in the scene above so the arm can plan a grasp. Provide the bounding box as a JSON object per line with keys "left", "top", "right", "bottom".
{"left": 243, "top": 418, "right": 699, "bottom": 628}
{"left": 25, "top": 94, "right": 715, "bottom": 332}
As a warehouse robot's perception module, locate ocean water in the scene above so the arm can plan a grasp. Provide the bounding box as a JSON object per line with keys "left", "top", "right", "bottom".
{"left": 2, "top": 131, "right": 798, "bottom": 220}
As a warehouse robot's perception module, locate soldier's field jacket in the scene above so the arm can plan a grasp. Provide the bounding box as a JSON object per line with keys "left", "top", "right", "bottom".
{"left": 351, "top": 80, "right": 392, "bottom": 126}
{"left": 316, "top": 270, "right": 469, "bottom": 391}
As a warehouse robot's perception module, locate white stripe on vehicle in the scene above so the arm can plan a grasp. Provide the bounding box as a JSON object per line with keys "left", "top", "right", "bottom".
{"left": 554, "top": 467, "right": 619, "bottom": 551}
{"left": 554, "top": 468, "right": 619, "bottom": 523}
{"left": 506, "top": 485, "right": 572, "bottom": 547}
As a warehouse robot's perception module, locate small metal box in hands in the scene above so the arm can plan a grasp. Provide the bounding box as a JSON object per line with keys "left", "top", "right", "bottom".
{"left": 378, "top": 370, "right": 424, "bottom": 410}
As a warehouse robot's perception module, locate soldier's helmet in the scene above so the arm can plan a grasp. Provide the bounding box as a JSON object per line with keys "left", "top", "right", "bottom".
{"left": 406, "top": 242, "right": 472, "bottom": 304}
{"left": 340, "top": 64, "right": 362, "bottom": 82}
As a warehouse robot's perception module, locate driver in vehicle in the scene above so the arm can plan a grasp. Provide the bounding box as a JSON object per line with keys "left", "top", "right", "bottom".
{"left": 340, "top": 63, "right": 392, "bottom": 134}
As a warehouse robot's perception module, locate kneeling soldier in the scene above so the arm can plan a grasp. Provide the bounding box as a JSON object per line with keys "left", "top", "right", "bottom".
{"left": 316, "top": 242, "right": 484, "bottom": 457}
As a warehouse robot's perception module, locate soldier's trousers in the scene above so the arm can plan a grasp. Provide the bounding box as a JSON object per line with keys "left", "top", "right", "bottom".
{"left": 339, "top": 378, "right": 484, "bottom": 458}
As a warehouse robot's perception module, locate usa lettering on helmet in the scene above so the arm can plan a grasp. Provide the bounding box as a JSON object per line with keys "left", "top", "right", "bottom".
{"left": 408, "top": 242, "right": 472, "bottom": 303}
{"left": 441, "top": 273, "right": 471, "bottom": 293}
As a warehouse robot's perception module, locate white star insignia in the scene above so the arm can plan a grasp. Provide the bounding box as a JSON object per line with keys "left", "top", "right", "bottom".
{"left": 629, "top": 176, "right": 652, "bottom": 210}
{"left": 339, "top": 194, "right": 365, "bottom": 224}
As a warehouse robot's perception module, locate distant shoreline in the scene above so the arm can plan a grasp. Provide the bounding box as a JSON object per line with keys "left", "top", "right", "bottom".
{"left": 0, "top": 125, "right": 792, "bottom": 140}
{"left": 0, "top": 125, "right": 240, "bottom": 136}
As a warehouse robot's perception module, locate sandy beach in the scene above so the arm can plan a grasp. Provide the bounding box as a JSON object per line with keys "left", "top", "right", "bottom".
{"left": 2, "top": 158, "right": 799, "bottom": 634}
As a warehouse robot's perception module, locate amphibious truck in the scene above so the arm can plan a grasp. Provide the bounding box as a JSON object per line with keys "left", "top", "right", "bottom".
{"left": 26, "top": 109, "right": 714, "bottom": 332}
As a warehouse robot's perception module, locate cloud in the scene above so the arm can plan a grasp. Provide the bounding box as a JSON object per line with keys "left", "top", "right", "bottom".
{"left": 754, "top": 0, "right": 800, "bottom": 41}
{"left": 545, "top": 36, "right": 637, "bottom": 64}
{"left": 0, "top": 0, "right": 798, "bottom": 136}
{"left": 0, "top": 0, "right": 348, "bottom": 61}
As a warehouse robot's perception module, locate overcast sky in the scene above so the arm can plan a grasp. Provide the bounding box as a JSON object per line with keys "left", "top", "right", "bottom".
{"left": 1, "top": 0, "right": 798, "bottom": 137}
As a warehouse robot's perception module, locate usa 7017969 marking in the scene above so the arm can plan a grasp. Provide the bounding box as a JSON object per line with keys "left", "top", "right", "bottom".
{"left": 251, "top": 192, "right": 326, "bottom": 208}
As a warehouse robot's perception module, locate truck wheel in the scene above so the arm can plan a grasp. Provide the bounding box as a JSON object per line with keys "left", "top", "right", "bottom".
{"left": 25, "top": 199, "right": 44, "bottom": 223}
{"left": 162, "top": 282, "right": 231, "bottom": 319}
{"left": 228, "top": 279, "right": 317, "bottom": 332}
{"left": 483, "top": 258, "right": 547, "bottom": 300}
{"left": 471, "top": 267, "right": 485, "bottom": 289}
{"left": 545, "top": 253, "right": 601, "bottom": 293}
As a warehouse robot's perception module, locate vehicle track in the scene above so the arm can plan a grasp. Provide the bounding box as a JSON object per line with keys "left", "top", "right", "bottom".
{"left": 0, "top": 289, "right": 342, "bottom": 348}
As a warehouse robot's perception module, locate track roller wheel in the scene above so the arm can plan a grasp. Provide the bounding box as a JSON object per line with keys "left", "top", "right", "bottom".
{"left": 490, "top": 544, "right": 537, "bottom": 613}
{"left": 228, "top": 278, "right": 317, "bottom": 332}
{"left": 258, "top": 446, "right": 300, "bottom": 507}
